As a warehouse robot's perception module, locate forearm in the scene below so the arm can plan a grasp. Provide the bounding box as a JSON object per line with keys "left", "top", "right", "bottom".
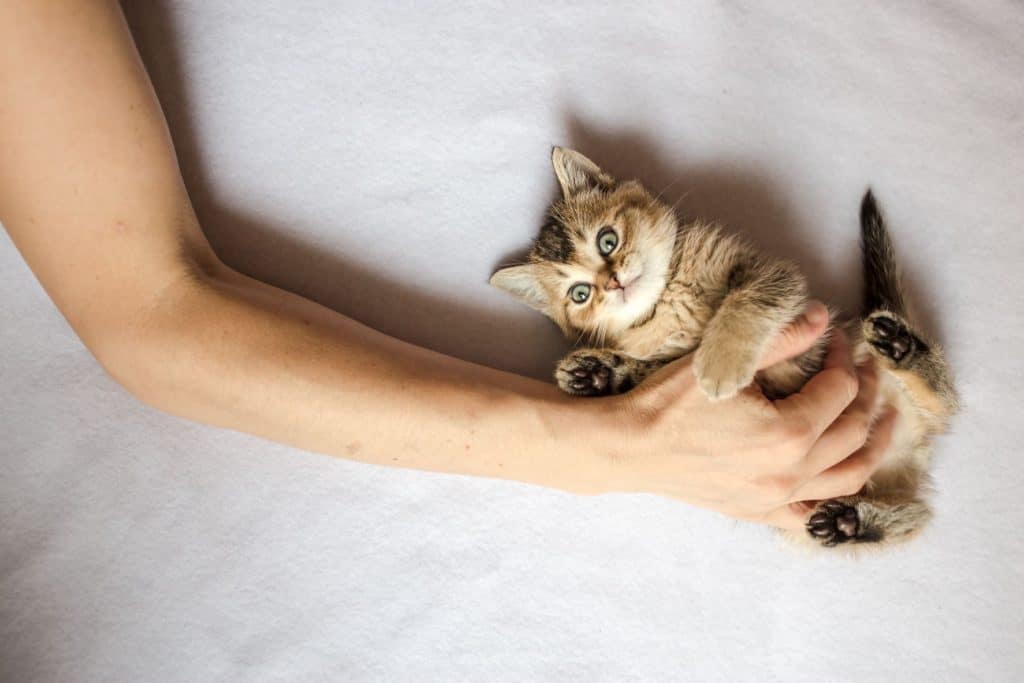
{"left": 0, "top": 0, "right": 883, "bottom": 531}
{"left": 111, "top": 263, "right": 608, "bottom": 493}
{"left": 0, "top": 0, "right": 611, "bottom": 496}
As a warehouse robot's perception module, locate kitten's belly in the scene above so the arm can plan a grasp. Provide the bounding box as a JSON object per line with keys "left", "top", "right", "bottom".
{"left": 611, "top": 325, "right": 696, "bottom": 360}
{"left": 855, "top": 339, "right": 934, "bottom": 483}
{"left": 613, "top": 291, "right": 709, "bottom": 360}
{"left": 648, "top": 335, "right": 699, "bottom": 360}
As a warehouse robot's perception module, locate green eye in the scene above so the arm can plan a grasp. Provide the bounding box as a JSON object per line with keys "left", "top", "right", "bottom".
{"left": 597, "top": 226, "right": 618, "bottom": 255}
{"left": 568, "top": 282, "right": 592, "bottom": 304}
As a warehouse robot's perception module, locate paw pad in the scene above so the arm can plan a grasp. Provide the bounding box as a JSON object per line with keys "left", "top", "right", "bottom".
{"left": 806, "top": 501, "right": 860, "bottom": 547}
{"left": 866, "top": 313, "right": 917, "bottom": 363}
{"left": 558, "top": 354, "right": 618, "bottom": 396}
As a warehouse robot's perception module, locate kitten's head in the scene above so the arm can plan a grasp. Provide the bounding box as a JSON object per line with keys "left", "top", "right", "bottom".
{"left": 491, "top": 147, "right": 677, "bottom": 341}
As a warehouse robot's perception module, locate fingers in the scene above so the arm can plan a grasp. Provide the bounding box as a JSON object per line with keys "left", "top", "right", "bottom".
{"left": 757, "top": 300, "right": 829, "bottom": 370}
{"left": 761, "top": 409, "right": 896, "bottom": 531}
{"left": 788, "top": 409, "right": 898, "bottom": 503}
{"left": 775, "top": 329, "right": 859, "bottom": 439}
{"left": 800, "top": 356, "right": 880, "bottom": 474}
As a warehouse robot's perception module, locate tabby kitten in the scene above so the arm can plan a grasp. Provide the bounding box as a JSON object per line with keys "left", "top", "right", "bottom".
{"left": 491, "top": 147, "right": 958, "bottom": 549}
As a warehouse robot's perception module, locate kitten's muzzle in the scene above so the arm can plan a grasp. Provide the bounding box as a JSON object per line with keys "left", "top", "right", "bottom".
{"left": 605, "top": 269, "right": 641, "bottom": 292}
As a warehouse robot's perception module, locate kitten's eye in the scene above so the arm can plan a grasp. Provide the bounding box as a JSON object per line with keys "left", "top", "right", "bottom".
{"left": 597, "top": 226, "right": 618, "bottom": 255}
{"left": 568, "top": 282, "right": 592, "bottom": 304}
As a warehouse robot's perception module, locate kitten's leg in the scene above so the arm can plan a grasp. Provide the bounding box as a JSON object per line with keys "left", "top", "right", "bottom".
{"left": 806, "top": 497, "right": 932, "bottom": 547}
{"left": 858, "top": 191, "right": 958, "bottom": 422}
{"left": 694, "top": 258, "right": 808, "bottom": 401}
{"left": 805, "top": 311, "right": 956, "bottom": 548}
{"left": 864, "top": 311, "right": 959, "bottom": 420}
{"left": 555, "top": 348, "right": 665, "bottom": 396}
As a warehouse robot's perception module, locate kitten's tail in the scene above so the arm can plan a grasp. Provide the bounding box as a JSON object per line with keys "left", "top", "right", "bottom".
{"left": 860, "top": 190, "right": 906, "bottom": 316}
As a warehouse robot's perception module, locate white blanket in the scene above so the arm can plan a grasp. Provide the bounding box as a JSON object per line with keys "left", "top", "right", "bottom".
{"left": 3, "top": 1, "right": 1022, "bottom": 680}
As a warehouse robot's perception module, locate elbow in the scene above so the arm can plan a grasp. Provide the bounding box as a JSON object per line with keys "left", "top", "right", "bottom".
{"left": 84, "top": 262, "right": 227, "bottom": 414}
{"left": 90, "top": 331, "right": 177, "bottom": 412}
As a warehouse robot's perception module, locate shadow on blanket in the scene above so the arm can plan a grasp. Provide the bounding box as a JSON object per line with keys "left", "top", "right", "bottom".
{"left": 122, "top": 2, "right": 943, "bottom": 380}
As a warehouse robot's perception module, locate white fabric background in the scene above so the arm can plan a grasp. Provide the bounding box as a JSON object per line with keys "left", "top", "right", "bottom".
{"left": 2, "top": 1, "right": 1023, "bottom": 680}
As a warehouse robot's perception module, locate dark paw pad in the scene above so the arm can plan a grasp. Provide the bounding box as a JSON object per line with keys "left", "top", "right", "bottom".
{"left": 806, "top": 501, "right": 860, "bottom": 546}
{"left": 560, "top": 355, "right": 617, "bottom": 396}
{"left": 867, "top": 314, "right": 917, "bottom": 363}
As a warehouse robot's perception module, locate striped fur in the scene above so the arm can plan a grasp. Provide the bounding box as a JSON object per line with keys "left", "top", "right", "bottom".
{"left": 492, "top": 148, "right": 957, "bottom": 550}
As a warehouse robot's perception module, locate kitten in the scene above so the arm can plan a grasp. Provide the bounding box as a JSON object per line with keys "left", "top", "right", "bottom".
{"left": 491, "top": 147, "right": 958, "bottom": 549}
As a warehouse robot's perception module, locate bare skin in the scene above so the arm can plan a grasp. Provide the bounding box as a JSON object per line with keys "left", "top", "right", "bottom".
{"left": 0, "top": 0, "right": 890, "bottom": 532}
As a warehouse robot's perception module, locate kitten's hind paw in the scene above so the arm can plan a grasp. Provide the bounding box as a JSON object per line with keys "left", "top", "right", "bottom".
{"left": 864, "top": 312, "right": 922, "bottom": 365}
{"left": 556, "top": 349, "right": 625, "bottom": 397}
{"left": 804, "top": 498, "right": 931, "bottom": 549}
{"left": 806, "top": 500, "right": 860, "bottom": 547}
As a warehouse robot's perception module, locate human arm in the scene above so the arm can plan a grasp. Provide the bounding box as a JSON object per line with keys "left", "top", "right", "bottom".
{"left": 0, "top": 0, "right": 886, "bottom": 530}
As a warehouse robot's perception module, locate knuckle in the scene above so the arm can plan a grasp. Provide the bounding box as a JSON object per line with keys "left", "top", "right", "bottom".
{"left": 778, "top": 418, "right": 814, "bottom": 451}
{"left": 760, "top": 475, "right": 798, "bottom": 503}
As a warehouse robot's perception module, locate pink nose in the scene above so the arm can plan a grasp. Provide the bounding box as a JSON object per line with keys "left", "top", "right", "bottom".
{"left": 606, "top": 273, "right": 622, "bottom": 290}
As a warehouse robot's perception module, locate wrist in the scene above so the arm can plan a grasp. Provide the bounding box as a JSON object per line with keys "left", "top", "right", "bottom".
{"left": 530, "top": 392, "right": 626, "bottom": 496}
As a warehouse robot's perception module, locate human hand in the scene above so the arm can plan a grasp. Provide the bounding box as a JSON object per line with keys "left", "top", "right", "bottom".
{"left": 583, "top": 301, "right": 894, "bottom": 530}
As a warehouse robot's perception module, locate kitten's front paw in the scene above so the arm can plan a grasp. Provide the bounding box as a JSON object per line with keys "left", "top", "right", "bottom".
{"left": 556, "top": 350, "right": 624, "bottom": 397}
{"left": 692, "top": 344, "right": 758, "bottom": 401}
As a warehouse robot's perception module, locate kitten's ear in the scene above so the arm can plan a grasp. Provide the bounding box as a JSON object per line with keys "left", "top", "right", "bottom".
{"left": 551, "top": 146, "right": 615, "bottom": 198}
{"left": 489, "top": 264, "right": 550, "bottom": 311}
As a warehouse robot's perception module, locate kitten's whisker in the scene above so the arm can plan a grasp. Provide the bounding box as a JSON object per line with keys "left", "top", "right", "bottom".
{"left": 573, "top": 328, "right": 587, "bottom": 348}
{"left": 652, "top": 176, "right": 685, "bottom": 205}
{"left": 662, "top": 188, "right": 691, "bottom": 216}
{"left": 594, "top": 320, "right": 609, "bottom": 348}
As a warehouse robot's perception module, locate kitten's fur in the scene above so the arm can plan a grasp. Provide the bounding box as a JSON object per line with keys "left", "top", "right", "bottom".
{"left": 492, "top": 147, "right": 958, "bottom": 549}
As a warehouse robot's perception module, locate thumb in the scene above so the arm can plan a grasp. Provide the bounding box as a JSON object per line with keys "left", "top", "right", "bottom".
{"left": 757, "top": 300, "right": 830, "bottom": 370}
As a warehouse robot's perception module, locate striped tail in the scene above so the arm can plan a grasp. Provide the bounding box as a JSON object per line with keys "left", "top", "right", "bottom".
{"left": 860, "top": 190, "right": 906, "bottom": 316}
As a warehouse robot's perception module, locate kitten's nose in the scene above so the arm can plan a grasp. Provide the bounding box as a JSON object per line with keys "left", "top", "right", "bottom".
{"left": 606, "top": 273, "right": 622, "bottom": 290}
